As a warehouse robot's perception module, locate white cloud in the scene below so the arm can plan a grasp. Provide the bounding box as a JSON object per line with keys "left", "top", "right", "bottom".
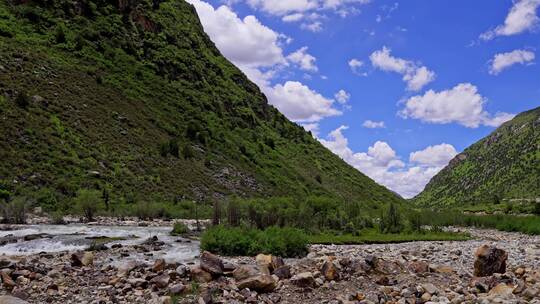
{"left": 282, "top": 13, "right": 304, "bottom": 22}
{"left": 348, "top": 58, "right": 366, "bottom": 75}
{"left": 266, "top": 81, "right": 341, "bottom": 122}
{"left": 287, "top": 47, "right": 318, "bottom": 72}
{"left": 334, "top": 90, "right": 351, "bottom": 104}
{"left": 489, "top": 49, "right": 535, "bottom": 75}
{"left": 369, "top": 46, "right": 435, "bottom": 91}
{"left": 320, "top": 126, "right": 456, "bottom": 198}
{"left": 362, "top": 120, "right": 385, "bottom": 129}
{"left": 246, "top": 0, "right": 369, "bottom": 15}
{"left": 481, "top": 0, "right": 540, "bottom": 40}
{"left": 187, "top": 0, "right": 286, "bottom": 70}
{"left": 301, "top": 21, "right": 323, "bottom": 32}
{"left": 400, "top": 83, "right": 515, "bottom": 128}
{"left": 301, "top": 123, "right": 320, "bottom": 136}
{"left": 409, "top": 144, "right": 457, "bottom": 167}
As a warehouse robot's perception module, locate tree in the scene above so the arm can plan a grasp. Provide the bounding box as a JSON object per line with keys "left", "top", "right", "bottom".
{"left": 379, "top": 203, "right": 403, "bottom": 234}
{"left": 212, "top": 199, "right": 221, "bottom": 226}
{"left": 74, "top": 189, "right": 102, "bottom": 222}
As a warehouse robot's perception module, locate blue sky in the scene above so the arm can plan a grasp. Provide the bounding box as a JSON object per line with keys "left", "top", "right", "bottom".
{"left": 187, "top": 0, "right": 540, "bottom": 197}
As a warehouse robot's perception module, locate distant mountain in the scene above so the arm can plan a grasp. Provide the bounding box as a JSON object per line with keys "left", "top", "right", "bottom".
{"left": 414, "top": 106, "right": 540, "bottom": 207}
{"left": 0, "top": 0, "right": 402, "bottom": 207}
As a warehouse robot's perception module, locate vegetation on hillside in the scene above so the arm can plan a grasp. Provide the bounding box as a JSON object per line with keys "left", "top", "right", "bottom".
{"left": 414, "top": 107, "right": 540, "bottom": 208}
{"left": 0, "top": 0, "right": 402, "bottom": 213}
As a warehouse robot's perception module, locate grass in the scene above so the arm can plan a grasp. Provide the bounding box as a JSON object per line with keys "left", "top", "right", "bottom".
{"left": 309, "top": 229, "right": 471, "bottom": 245}
{"left": 416, "top": 211, "right": 540, "bottom": 235}
{"left": 171, "top": 222, "right": 190, "bottom": 236}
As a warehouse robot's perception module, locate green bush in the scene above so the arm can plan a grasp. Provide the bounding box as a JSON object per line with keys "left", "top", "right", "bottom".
{"left": 15, "top": 91, "right": 30, "bottom": 108}
{"left": 73, "top": 189, "right": 102, "bottom": 222}
{"left": 201, "top": 226, "right": 308, "bottom": 258}
{"left": 1, "top": 197, "right": 30, "bottom": 224}
{"left": 171, "top": 222, "right": 190, "bottom": 236}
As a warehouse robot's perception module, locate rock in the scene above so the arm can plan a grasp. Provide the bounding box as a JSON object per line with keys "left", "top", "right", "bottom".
{"left": 223, "top": 262, "right": 237, "bottom": 272}
{"left": 118, "top": 261, "right": 139, "bottom": 277}
{"left": 273, "top": 265, "right": 291, "bottom": 280}
{"left": 81, "top": 252, "right": 94, "bottom": 266}
{"left": 421, "top": 283, "right": 440, "bottom": 295}
{"left": 474, "top": 245, "right": 507, "bottom": 277}
{"left": 237, "top": 274, "right": 277, "bottom": 293}
{"left": 290, "top": 272, "right": 316, "bottom": 288}
{"left": 191, "top": 267, "right": 213, "bottom": 283}
{"left": 128, "top": 278, "right": 148, "bottom": 288}
{"left": 198, "top": 290, "right": 213, "bottom": 304}
{"left": 271, "top": 256, "right": 285, "bottom": 271}
{"left": 71, "top": 251, "right": 93, "bottom": 267}
{"left": 169, "top": 283, "right": 186, "bottom": 295}
{"left": 232, "top": 265, "right": 259, "bottom": 281}
{"left": 432, "top": 265, "right": 455, "bottom": 274}
{"left": 0, "top": 296, "right": 29, "bottom": 304}
{"left": 200, "top": 251, "right": 224, "bottom": 276}
{"left": 175, "top": 265, "right": 189, "bottom": 278}
{"left": 321, "top": 259, "right": 339, "bottom": 281}
{"left": 522, "top": 287, "right": 539, "bottom": 299}
{"left": 153, "top": 259, "right": 166, "bottom": 272}
{"left": 159, "top": 296, "right": 172, "bottom": 304}
{"left": 1, "top": 272, "right": 15, "bottom": 289}
{"left": 488, "top": 283, "right": 514, "bottom": 298}
{"left": 408, "top": 261, "right": 429, "bottom": 274}
{"left": 150, "top": 274, "right": 170, "bottom": 289}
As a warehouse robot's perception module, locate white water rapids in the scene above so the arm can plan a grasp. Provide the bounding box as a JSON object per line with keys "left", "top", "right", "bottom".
{"left": 0, "top": 224, "right": 200, "bottom": 264}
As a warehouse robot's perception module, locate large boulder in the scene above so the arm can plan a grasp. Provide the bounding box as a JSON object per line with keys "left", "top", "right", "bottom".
{"left": 152, "top": 259, "right": 166, "bottom": 273}
{"left": 150, "top": 274, "right": 170, "bottom": 289}
{"left": 273, "top": 265, "right": 291, "bottom": 280}
{"left": 232, "top": 265, "right": 259, "bottom": 281}
{"left": 474, "top": 245, "right": 507, "bottom": 277}
{"left": 71, "top": 251, "right": 94, "bottom": 267}
{"left": 200, "top": 251, "right": 224, "bottom": 276}
{"left": 0, "top": 272, "right": 15, "bottom": 290}
{"left": 191, "top": 267, "right": 212, "bottom": 283}
{"left": 237, "top": 274, "right": 277, "bottom": 293}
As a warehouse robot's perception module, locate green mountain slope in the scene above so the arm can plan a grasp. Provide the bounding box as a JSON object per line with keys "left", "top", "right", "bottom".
{"left": 414, "top": 106, "right": 540, "bottom": 208}
{"left": 0, "top": 0, "right": 402, "bottom": 208}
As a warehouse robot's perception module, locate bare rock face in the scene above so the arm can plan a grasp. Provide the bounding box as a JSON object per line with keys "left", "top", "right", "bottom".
{"left": 200, "top": 251, "right": 224, "bottom": 276}
{"left": 474, "top": 245, "right": 508, "bottom": 277}
{"left": 236, "top": 274, "right": 277, "bottom": 293}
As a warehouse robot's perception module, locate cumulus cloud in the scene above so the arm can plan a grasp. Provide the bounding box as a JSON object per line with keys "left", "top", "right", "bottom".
{"left": 369, "top": 47, "right": 435, "bottom": 91}
{"left": 320, "top": 127, "right": 457, "bottom": 198}
{"left": 187, "top": 0, "right": 286, "bottom": 70}
{"left": 287, "top": 47, "right": 318, "bottom": 72}
{"left": 266, "top": 81, "right": 342, "bottom": 122}
{"left": 409, "top": 144, "right": 457, "bottom": 167}
{"left": 189, "top": 0, "right": 342, "bottom": 124}
{"left": 489, "top": 49, "right": 535, "bottom": 75}
{"left": 480, "top": 0, "right": 540, "bottom": 40}
{"left": 400, "top": 83, "right": 515, "bottom": 128}
{"left": 334, "top": 90, "right": 351, "bottom": 104}
{"left": 362, "top": 120, "right": 385, "bottom": 129}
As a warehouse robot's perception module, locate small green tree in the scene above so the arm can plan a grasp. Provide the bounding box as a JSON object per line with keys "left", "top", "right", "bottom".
{"left": 74, "top": 189, "right": 102, "bottom": 222}
{"left": 533, "top": 202, "right": 540, "bottom": 216}
{"left": 379, "top": 203, "right": 403, "bottom": 234}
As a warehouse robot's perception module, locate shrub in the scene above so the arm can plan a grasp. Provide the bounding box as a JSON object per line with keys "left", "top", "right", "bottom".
{"left": 171, "top": 222, "right": 190, "bottom": 236}
{"left": 51, "top": 210, "right": 66, "bottom": 225}
{"left": 15, "top": 91, "right": 30, "bottom": 108}
{"left": 201, "top": 226, "right": 308, "bottom": 258}
{"left": 73, "top": 189, "right": 102, "bottom": 222}
{"left": 0, "top": 197, "right": 30, "bottom": 224}
{"left": 533, "top": 202, "right": 540, "bottom": 216}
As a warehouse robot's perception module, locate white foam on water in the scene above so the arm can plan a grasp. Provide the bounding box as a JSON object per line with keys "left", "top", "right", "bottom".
{"left": 0, "top": 224, "right": 200, "bottom": 264}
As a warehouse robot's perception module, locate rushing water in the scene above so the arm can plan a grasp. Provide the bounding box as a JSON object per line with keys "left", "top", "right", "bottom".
{"left": 0, "top": 224, "right": 200, "bottom": 264}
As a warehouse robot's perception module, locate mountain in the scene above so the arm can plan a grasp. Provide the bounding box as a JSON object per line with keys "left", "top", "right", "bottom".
{"left": 0, "top": 0, "right": 402, "bottom": 208}
{"left": 414, "top": 106, "right": 540, "bottom": 208}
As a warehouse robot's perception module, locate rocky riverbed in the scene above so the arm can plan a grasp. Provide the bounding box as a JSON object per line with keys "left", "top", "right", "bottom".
{"left": 0, "top": 225, "right": 539, "bottom": 304}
